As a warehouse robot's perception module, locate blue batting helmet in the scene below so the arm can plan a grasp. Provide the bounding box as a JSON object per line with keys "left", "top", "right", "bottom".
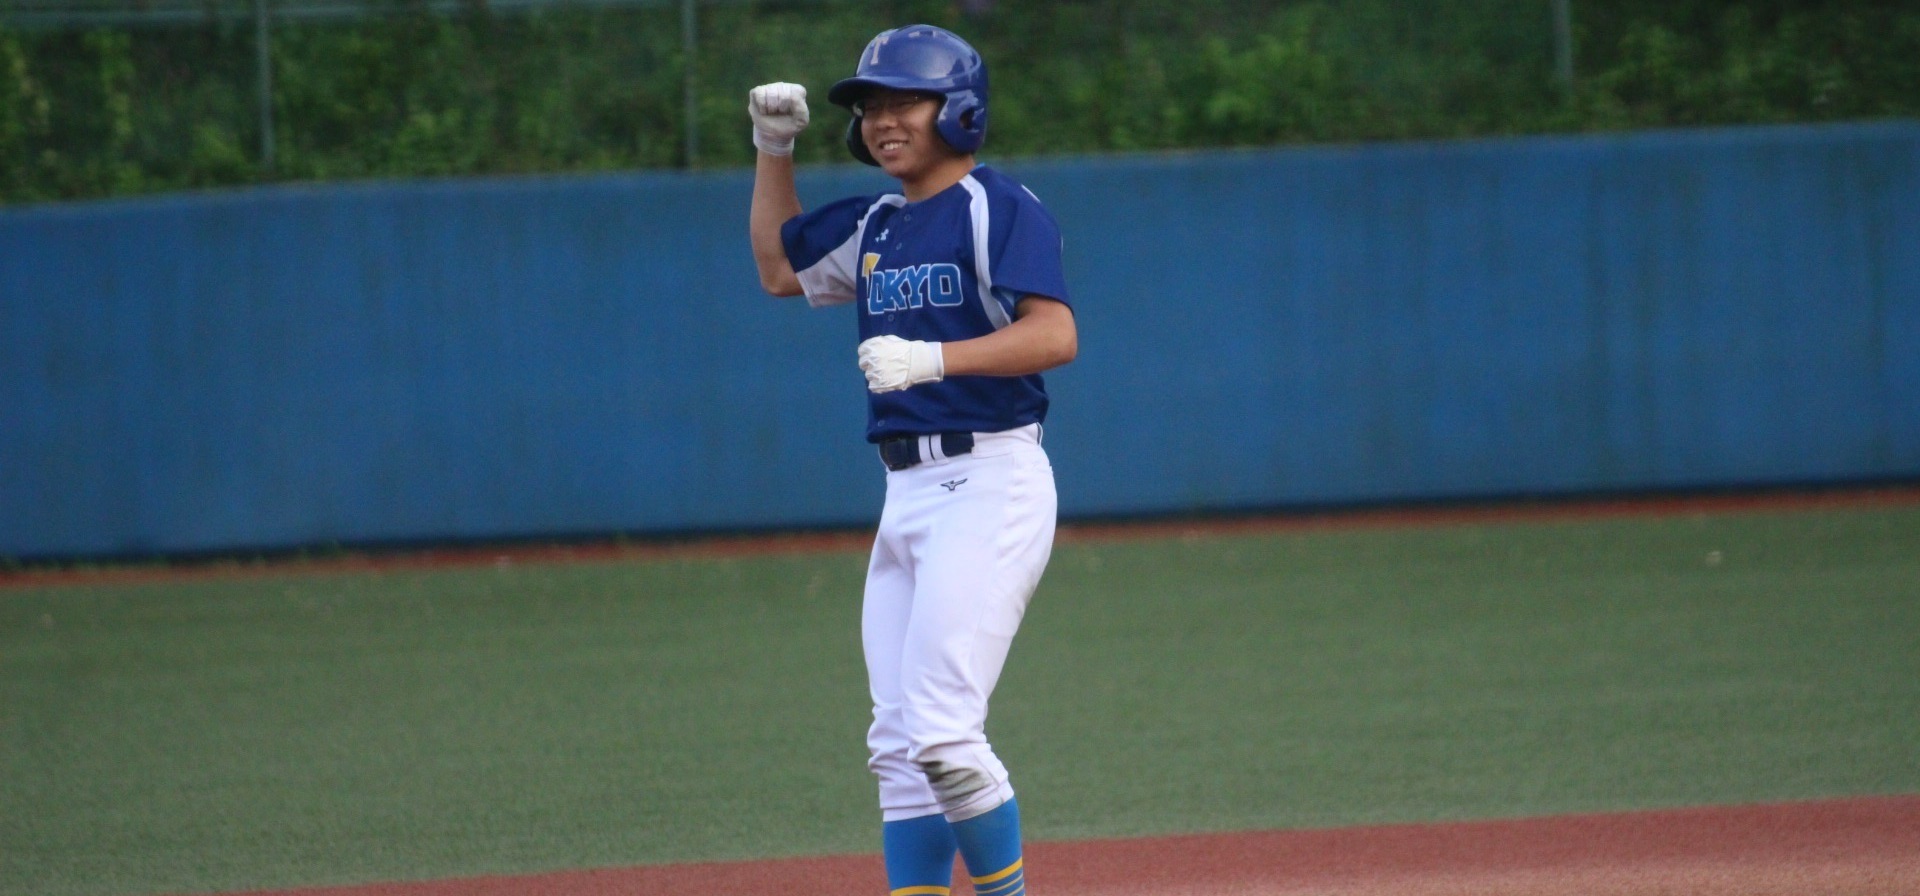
{"left": 828, "top": 24, "right": 989, "bottom": 166}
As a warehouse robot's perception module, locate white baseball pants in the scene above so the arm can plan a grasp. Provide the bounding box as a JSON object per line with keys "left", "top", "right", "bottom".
{"left": 863, "top": 423, "right": 1057, "bottom": 823}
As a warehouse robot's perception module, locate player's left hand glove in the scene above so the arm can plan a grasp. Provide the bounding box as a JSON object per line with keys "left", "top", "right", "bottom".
{"left": 858, "top": 335, "right": 944, "bottom": 393}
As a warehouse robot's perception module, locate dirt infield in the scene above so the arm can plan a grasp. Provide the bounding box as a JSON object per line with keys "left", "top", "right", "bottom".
{"left": 212, "top": 795, "right": 1920, "bottom": 896}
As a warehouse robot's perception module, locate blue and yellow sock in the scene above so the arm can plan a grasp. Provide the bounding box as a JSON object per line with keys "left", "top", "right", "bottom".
{"left": 951, "top": 798, "right": 1026, "bottom": 896}
{"left": 883, "top": 813, "right": 958, "bottom": 896}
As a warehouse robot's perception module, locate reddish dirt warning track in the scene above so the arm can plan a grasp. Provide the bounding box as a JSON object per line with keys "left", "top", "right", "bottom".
{"left": 211, "top": 795, "right": 1920, "bottom": 896}
{"left": 12, "top": 484, "right": 1920, "bottom": 592}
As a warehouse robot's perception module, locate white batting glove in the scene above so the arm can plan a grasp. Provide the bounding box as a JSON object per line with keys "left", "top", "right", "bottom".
{"left": 748, "top": 82, "right": 810, "bottom": 156}
{"left": 858, "top": 335, "right": 944, "bottom": 393}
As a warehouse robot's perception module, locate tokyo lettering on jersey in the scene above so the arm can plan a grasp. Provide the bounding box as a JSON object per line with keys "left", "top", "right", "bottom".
{"left": 781, "top": 165, "right": 1070, "bottom": 442}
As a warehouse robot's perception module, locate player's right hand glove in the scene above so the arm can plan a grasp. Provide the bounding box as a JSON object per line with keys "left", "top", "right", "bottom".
{"left": 748, "top": 82, "right": 810, "bottom": 157}
{"left": 858, "top": 335, "right": 944, "bottom": 393}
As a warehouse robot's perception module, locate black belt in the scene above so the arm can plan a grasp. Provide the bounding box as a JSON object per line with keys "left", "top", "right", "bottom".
{"left": 877, "top": 432, "right": 975, "bottom": 471}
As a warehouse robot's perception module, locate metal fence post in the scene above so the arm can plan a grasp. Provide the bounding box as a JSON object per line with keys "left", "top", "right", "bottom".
{"left": 256, "top": 0, "right": 276, "bottom": 172}
{"left": 1551, "top": 0, "right": 1573, "bottom": 92}
{"left": 682, "top": 0, "right": 697, "bottom": 167}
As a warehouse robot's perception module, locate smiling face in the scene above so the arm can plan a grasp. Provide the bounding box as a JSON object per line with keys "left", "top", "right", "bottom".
{"left": 858, "top": 88, "right": 974, "bottom": 199}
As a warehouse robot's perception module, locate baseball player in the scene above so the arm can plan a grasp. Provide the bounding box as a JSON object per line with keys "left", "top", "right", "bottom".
{"left": 746, "top": 23, "right": 1075, "bottom": 896}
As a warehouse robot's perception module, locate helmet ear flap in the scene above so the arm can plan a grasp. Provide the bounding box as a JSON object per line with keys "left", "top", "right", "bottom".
{"left": 845, "top": 116, "right": 879, "bottom": 167}
{"left": 936, "top": 89, "right": 988, "bottom": 155}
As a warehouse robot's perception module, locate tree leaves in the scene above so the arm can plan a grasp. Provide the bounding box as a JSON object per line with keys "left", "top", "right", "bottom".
{"left": 0, "top": 0, "right": 1915, "bottom": 203}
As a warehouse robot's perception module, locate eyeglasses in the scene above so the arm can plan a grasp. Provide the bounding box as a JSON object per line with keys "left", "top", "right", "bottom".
{"left": 855, "top": 93, "right": 936, "bottom": 117}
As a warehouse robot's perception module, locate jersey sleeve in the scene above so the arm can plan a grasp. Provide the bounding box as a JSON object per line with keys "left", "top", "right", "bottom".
{"left": 780, "top": 194, "right": 880, "bottom": 308}
{"left": 987, "top": 185, "right": 1071, "bottom": 308}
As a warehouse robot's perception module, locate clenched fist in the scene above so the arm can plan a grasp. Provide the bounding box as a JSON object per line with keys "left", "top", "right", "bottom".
{"left": 748, "top": 82, "right": 811, "bottom": 156}
{"left": 859, "top": 335, "right": 945, "bottom": 393}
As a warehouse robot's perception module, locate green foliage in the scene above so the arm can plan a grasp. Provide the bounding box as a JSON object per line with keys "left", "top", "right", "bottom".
{"left": 0, "top": 31, "right": 53, "bottom": 199}
{"left": 1570, "top": 1, "right": 1920, "bottom": 129}
{"left": 0, "top": 0, "right": 1916, "bottom": 204}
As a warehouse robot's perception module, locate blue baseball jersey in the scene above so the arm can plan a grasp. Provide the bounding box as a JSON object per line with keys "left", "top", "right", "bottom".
{"left": 782, "top": 165, "right": 1070, "bottom": 443}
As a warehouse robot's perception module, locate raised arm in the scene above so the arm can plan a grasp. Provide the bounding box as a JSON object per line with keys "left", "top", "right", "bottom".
{"left": 747, "top": 83, "right": 810, "bottom": 297}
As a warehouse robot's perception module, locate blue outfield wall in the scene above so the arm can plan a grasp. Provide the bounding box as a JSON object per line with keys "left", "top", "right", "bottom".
{"left": 2, "top": 121, "right": 1916, "bottom": 558}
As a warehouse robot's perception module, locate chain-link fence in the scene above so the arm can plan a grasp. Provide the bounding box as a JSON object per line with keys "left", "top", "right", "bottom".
{"left": 3, "top": 0, "right": 1912, "bottom": 204}
{"left": 3, "top": 0, "right": 716, "bottom": 179}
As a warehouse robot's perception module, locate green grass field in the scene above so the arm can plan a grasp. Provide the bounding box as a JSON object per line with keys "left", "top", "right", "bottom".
{"left": 4, "top": 502, "right": 1918, "bottom": 896}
